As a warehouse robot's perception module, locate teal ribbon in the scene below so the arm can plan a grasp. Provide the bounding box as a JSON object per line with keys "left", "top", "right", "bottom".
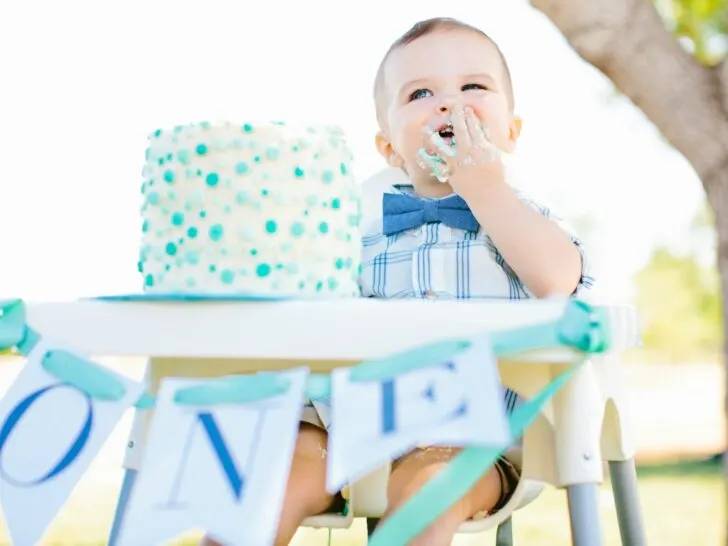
{"left": 0, "top": 299, "right": 28, "bottom": 351}
{"left": 1, "top": 296, "right": 611, "bottom": 545}
{"left": 349, "top": 299, "right": 609, "bottom": 384}
{"left": 1, "top": 297, "right": 609, "bottom": 404}
{"left": 368, "top": 299, "right": 610, "bottom": 545}
{"left": 368, "top": 364, "right": 581, "bottom": 545}
{"left": 2, "top": 299, "right": 127, "bottom": 402}
{"left": 175, "top": 373, "right": 291, "bottom": 405}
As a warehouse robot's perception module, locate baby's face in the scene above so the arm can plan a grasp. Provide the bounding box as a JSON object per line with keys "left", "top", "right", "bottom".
{"left": 377, "top": 30, "right": 520, "bottom": 187}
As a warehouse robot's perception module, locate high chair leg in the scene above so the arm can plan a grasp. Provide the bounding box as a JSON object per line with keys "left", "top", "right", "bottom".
{"left": 107, "top": 468, "right": 138, "bottom": 546}
{"left": 495, "top": 516, "right": 513, "bottom": 546}
{"left": 608, "top": 459, "right": 646, "bottom": 546}
{"left": 366, "top": 517, "right": 379, "bottom": 538}
{"left": 566, "top": 484, "right": 604, "bottom": 546}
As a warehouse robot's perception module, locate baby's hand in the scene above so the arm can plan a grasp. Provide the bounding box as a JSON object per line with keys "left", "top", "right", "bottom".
{"left": 427, "top": 104, "right": 505, "bottom": 199}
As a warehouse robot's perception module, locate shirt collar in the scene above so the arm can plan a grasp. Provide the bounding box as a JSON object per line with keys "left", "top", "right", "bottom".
{"left": 390, "top": 184, "right": 458, "bottom": 201}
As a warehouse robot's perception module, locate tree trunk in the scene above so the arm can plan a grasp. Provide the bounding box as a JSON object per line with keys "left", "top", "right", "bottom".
{"left": 528, "top": 0, "right": 728, "bottom": 541}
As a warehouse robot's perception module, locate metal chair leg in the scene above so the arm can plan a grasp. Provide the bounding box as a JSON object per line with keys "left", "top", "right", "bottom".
{"left": 609, "top": 459, "right": 647, "bottom": 545}
{"left": 567, "top": 483, "right": 605, "bottom": 546}
{"left": 367, "top": 517, "right": 380, "bottom": 538}
{"left": 495, "top": 516, "right": 514, "bottom": 546}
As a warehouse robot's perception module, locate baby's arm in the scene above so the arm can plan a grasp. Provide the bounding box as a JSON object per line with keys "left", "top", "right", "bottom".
{"left": 467, "top": 183, "right": 587, "bottom": 298}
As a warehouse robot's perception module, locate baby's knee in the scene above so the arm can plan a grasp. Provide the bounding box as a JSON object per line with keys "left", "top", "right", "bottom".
{"left": 386, "top": 447, "right": 504, "bottom": 519}
{"left": 283, "top": 424, "right": 334, "bottom": 516}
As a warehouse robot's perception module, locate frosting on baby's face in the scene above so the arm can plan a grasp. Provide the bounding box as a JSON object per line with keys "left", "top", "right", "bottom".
{"left": 416, "top": 119, "right": 457, "bottom": 183}
{"left": 374, "top": 29, "right": 520, "bottom": 196}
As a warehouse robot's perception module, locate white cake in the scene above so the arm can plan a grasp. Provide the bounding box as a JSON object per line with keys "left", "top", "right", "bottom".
{"left": 138, "top": 121, "right": 362, "bottom": 297}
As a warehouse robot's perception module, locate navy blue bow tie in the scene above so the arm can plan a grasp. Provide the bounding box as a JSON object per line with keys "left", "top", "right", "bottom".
{"left": 382, "top": 193, "right": 480, "bottom": 236}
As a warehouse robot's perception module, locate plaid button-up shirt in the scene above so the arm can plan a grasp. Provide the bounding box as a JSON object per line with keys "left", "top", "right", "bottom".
{"left": 310, "top": 183, "right": 593, "bottom": 431}
{"left": 360, "top": 184, "right": 593, "bottom": 300}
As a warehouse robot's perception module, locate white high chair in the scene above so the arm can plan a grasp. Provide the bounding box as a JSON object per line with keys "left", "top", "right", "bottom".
{"left": 23, "top": 297, "right": 643, "bottom": 546}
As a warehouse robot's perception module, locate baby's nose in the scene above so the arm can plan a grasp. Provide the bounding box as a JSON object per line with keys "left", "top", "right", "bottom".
{"left": 437, "top": 94, "right": 457, "bottom": 113}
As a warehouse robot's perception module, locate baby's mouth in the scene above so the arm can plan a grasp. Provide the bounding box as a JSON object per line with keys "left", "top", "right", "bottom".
{"left": 436, "top": 123, "right": 455, "bottom": 144}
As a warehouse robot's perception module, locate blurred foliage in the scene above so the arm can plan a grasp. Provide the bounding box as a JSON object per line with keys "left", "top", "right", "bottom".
{"left": 635, "top": 205, "right": 723, "bottom": 360}
{"left": 632, "top": 1, "right": 726, "bottom": 359}
{"left": 653, "top": 0, "right": 728, "bottom": 64}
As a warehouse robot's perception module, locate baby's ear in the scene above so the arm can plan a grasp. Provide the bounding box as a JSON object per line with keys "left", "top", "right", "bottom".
{"left": 375, "top": 132, "right": 404, "bottom": 169}
{"left": 505, "top": 116, "right": 523, "bottom": 152}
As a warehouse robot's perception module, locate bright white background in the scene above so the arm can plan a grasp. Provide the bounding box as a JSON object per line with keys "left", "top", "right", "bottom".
{"left": 0, "top": 0, "right": 706, "bottom": 301}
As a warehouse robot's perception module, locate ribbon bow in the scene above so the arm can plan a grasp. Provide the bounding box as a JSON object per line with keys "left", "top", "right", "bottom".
{"left": 382, "top": 193, "right": 479, "bottom": 236}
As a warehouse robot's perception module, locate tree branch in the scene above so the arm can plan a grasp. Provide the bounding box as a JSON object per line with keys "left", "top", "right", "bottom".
{"left": 530, "top": 0, "right": 728, "bottom": 184}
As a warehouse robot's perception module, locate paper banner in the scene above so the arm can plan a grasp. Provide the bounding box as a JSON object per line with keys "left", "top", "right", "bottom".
{"left": 116, "top": 368, "right": 309, "bottom": 546}
{"left": 326, "top": 334, "right": 510, "bottom": 493}
{"left": 0, "top": 340, "right": 143, "bottom": 546}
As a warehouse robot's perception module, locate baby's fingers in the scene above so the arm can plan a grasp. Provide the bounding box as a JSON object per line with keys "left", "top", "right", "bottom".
{"left": 451, "top": 105, "right": 472, "bottom": 150}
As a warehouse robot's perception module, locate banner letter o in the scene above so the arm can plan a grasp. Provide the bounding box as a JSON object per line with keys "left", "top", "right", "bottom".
{"left": 0, "top": 383, "right": 93, "bottom": 486}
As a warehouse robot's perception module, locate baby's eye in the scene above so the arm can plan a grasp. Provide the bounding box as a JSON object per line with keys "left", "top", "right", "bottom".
{"left": 408, "top": 89, "right": 433, "bottom": 101}
{"left": 462, "top": 83, "right": 488, "bottom": 91}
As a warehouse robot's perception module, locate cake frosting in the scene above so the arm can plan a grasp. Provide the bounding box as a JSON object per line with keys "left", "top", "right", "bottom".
{"left": 139, "top": 121, "right": 362, "bottom": 297}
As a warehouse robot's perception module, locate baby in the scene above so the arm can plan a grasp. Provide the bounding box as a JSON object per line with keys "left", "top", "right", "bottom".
{"left": 203, "top": 16, "right": 592, "bottom": 546}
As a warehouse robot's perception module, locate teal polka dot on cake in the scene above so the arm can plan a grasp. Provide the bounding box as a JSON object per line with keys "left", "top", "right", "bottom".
{"left": 142, "top": 220, "right": 149, "bottom": 233}
{"left": 178, "top": 150, "right": 190, "bottom": 165}
{"left": 148, "top": 191, "right": 160, "bottom": 205}
{"left": 144, "top": 274, "right": 154, "bottom": 287}
{"left": 243, "top": 123, "right": 254, "bottom": 132}
{"left": 235, "top": 191, "right": 249, "bottom": 204}
{"left": 187, "top": 226, "right": 198, "bottom": 238}
{"left": 318, "top": 221, "right": 329, "bottom": 234}
{"left": 256, "top": 263, "right": 271, "bottom": 277}
{"left": 266, "top": 147, "right": 279, "bottom": 160}
{"left": 171, "top": 212, "right": 184, "bottom": 226}
{"left": 294, "top": 166, "right": 305, "bottom": 178}
{"left": 195, "top": 143, "right": 208, "bottom": 155}
{"left": 220, "top": 269, "right": 235, "bottom": 284}
{"left": 265, "top": 220, "right": 277, "bottom": 234}
{"left": 331, "top": 198, "right": 341, "bottom": 209}
{"left": 209, "top": 224, "right": 224, "bottom": 241}
{"left": 206, "top": 172, "right": 219, "bottom": 187}
{"left": 290, "top": 222, "right": 304, "bottom": 237}
{"left": 340, "top": 163, "right": 348, "bottom": 175}
{"left": 186, "top": 250, "right": 200, "bottom": 264}
{"left": 335, "top": 258, "right": 344, "bottom": 269}
{"left": 165, "top": 242, "right": 178, "bottom": 256}
{"left": 163, "top": 170, "right": 175, "bottom": 183}
{"left": 235, "top": 162, "right": 249, "bottom": 175}
{"left": 322, "top": 170, "right": 334, "bottom": 184}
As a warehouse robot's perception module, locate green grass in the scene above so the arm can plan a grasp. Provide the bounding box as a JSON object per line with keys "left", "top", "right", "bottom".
{"left": 1, "top": 459, "right": 722, "bottom": 545}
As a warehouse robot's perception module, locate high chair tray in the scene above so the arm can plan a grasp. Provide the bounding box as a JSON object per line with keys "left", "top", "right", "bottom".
{"left": 16, "top": 299, "right": 639, "bottom": 360}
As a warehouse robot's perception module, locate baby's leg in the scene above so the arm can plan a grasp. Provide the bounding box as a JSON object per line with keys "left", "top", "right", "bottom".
{"left": 381, "top": 446, "right": 510, "bottom": 546}
{"left": 200, "top": 423, "right": 334, "bottom": 546}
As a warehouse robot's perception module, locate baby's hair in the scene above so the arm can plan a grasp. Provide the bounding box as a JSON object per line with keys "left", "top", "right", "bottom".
{"left": 373, "top": 17, "right": 515, "bottom": 124}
